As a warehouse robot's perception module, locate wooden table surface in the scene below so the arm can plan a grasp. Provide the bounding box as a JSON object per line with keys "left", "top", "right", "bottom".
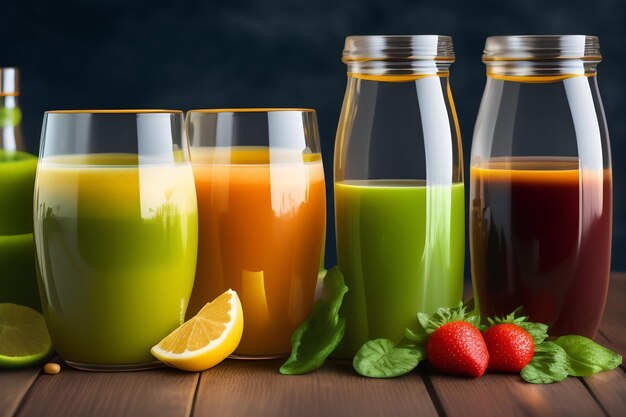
{"left": 2, "top": 273, "right": 625, "bottom": 417}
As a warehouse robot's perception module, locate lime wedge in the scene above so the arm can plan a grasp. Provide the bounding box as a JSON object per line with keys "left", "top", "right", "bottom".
{"left": 0, "top": 303, "right": 53, "bottom": 367}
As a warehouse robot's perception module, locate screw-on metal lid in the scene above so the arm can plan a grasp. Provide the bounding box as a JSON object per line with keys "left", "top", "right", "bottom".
{"left": 483, "top": 35, "right": 601, "bottom": 62}
{"left": 342, "top": 35, "right": 454, "bottom": 75}
{"left": 0, "top": 68, "right": 19, "bottom": 96}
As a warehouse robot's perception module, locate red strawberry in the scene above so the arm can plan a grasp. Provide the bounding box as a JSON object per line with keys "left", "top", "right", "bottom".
{"left": 483, "top": 323, "right": 534, "bottom": 373}
{"left": 426, "top": 321, "right": 489, "bottom": 378}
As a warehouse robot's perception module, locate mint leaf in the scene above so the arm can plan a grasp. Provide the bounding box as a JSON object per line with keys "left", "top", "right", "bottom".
{"left": 353, "top": 339, "right": 423, "bottom": 378}
{"left": 553, "top": 335, "right": 622, "bottom": 377}
{"left": 279, "top": 266, "right": 348, "bottom": 375}
{"left": 521, "top": 341, "right": 569, "bottom": 384}
{"left": 417, "top": 302, "right": 481, "bottom": 334}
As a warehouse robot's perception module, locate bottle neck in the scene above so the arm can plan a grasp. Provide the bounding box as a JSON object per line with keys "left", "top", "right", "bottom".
{"left": 1, "top": 94, "right": 19, "bottom": 109}
{"left": 484, "top": 59, "right": 598, "bottom": 80}
{"left": 345, "top": 61, "right": 451, "bottom": 78}
{"left": 346, "top": 71, "right": 450, "bottom": 82}
{"left": 0, "top": 94, "right": 24, "bottom": 152}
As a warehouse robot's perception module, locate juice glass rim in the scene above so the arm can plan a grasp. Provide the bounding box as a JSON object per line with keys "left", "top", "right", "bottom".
{"left": 45, "top": 109, "right": 183, "bottom": 115}
{"left": 187, "top": 108, "right": 316, "bottom": 114}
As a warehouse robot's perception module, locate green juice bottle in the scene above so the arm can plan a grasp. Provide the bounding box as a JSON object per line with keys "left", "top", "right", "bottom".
{"left": 333, "top": 36, "right": 465, "bottom": 357}
{"left": 0, "top": 67, "right": 40, "bottom": 310}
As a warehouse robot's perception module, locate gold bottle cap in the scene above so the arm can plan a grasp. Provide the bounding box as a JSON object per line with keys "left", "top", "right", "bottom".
{"left": 0, "top": 68, "right": 19, "bottom": 96}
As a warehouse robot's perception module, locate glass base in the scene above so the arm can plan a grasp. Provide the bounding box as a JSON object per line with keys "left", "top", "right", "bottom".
{"left": 64, "top": 360, "right": 165, "bottom": 372}
{"left": 229, "top": 353, "right": 289, "bottom": 360}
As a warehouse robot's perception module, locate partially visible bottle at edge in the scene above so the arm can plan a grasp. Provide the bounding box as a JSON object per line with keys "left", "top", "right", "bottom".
{"left": 0, "top": 67, "right": 40, "bottom": 310}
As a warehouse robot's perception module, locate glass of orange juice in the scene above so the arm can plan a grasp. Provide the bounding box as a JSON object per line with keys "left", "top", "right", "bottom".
{"left": 186, "top": 109, "right": 327, "bottom": 359}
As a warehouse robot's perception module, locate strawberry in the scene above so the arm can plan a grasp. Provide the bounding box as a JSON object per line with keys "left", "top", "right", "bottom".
{"left": 426, "top": 321, "right": 489, "bottom": 378}
{"left": 483, "top": 323, "right": 534, "bottom": 373}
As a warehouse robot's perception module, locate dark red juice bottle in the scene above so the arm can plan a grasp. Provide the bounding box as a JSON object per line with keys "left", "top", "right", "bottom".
{"left": 470, "top": 36, "right": 612, "bottom": 338}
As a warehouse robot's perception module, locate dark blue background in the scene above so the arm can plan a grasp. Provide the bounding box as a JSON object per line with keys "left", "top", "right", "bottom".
{"left": 2, "top": 0, "right": 624, "bottom": 272}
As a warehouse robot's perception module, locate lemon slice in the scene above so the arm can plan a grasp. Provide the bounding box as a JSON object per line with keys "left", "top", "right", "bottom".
{"left": 0, "top": 303, "right": 53, "bottom": 368}
{"left": 151, "top": 289, "right": 243, "bottom": 371}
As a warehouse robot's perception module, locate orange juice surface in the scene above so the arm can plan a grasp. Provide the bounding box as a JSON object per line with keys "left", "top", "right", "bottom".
{"left": 187, "top": 147, "right": 326, "bottom": 357}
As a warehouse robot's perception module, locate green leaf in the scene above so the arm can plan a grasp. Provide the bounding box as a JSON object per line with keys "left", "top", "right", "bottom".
{"left": 404, "top": 327, "right": 425, "bottom": 342}
{"left": 554, "top": 335, "right": 622, "bottom": 377}
{"left": 353, "top": 339, "right": 423, "bottom": 378}
{"left": 516, "top": 322, "right": 549, "bottom": 345}
{"left": 417, "top": 302, "right": 481, "bottom": 334}
{"left": 486, "top": 307, "right": 527, "bottom": 326}
{"left": 279, "top": 266, "right": 348, "bottom": 375}
{"left": 521, "top": 341, "right": 569, "bottom": 384}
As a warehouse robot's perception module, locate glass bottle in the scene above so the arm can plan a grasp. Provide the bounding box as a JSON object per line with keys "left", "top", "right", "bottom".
{"left": 333, "top": 36, "right": 465, "bottom": 357}
{"left": 470, "top": 36, "right": 612, "bottom": 338}
{"left": 0, "top": 67, "right": 39, "bottom": 310}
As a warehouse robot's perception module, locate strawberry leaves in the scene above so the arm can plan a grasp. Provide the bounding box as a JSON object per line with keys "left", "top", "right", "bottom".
{"left": 417, "top": 303, "right": 482, "bottom": 334}
{"left": 520, "top": 341, "right": 569, "bottom": 384}
{"left": 516, "top": 322, "right": 549, "bottom": 345}
{"left": 485, "top": 307, "right": 548, "bottom": 344}
{"left": 354, "top": 303, "right": 621, "bottom": 384}
{"left": 355, "top": 303, "right": 483, "bottom": 378}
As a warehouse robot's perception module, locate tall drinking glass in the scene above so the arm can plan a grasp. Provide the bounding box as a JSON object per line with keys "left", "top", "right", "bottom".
{"left": 470, "top": 36, "right": 612, "bottom": 338}
{"left": 34, "top": 110, "right": 198, "bottom": 370}
{"left": 186, "top": 109, "right": 326, "bottom": 359}
{"left": 333, "top": 35, "right": 465, "bottom": 358}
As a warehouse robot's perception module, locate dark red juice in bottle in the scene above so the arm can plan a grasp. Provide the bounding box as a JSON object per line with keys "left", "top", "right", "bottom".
{"left": 470, "top": 157, "right": 612, "bottom": 337}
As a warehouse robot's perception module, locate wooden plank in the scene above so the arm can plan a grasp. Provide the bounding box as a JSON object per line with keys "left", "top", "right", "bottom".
{"left": 193, "top": 359, "right": 438, "bottom": 417}
{"left": 599, "top": 273, "right": 626, "bottom": 356}
{"left": 15, "top": 365, "right": 198, "bottom": 417}
{"left": 582, "top": 366, "right": 626, "bottom": 417}
{"left": 426, "top": 363, "right": 606, "bottom": 417}
{"left": 0, "top": 367, "right": 39, "bottom": 417}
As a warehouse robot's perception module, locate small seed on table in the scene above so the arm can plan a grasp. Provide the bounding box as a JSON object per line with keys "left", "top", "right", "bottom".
{"left": 44, "top": 363, "right": 61, "bottom": 375}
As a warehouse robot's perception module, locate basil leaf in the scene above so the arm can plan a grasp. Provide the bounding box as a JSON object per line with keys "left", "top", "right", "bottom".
{"left": 517, "top": 322, "right": 549, "bottom": 345}
{"left": 353, "top": 339, "right": 423, "bottom": 378}
{"left": 279, "top": 266, "right": 348, "bottom": 375}
{"left": 554, "top": 335, "right": 622, "bottom": 377}
{"left": 521, "top": 341, "right": 569, "bottom": 384}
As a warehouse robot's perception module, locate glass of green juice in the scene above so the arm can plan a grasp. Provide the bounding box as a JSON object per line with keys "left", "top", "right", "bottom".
{"left": 333, "top": 35, "right": 465, "bottom": 357}
{"left": 34, "top": 110, "right": 198, "bottom": 371}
